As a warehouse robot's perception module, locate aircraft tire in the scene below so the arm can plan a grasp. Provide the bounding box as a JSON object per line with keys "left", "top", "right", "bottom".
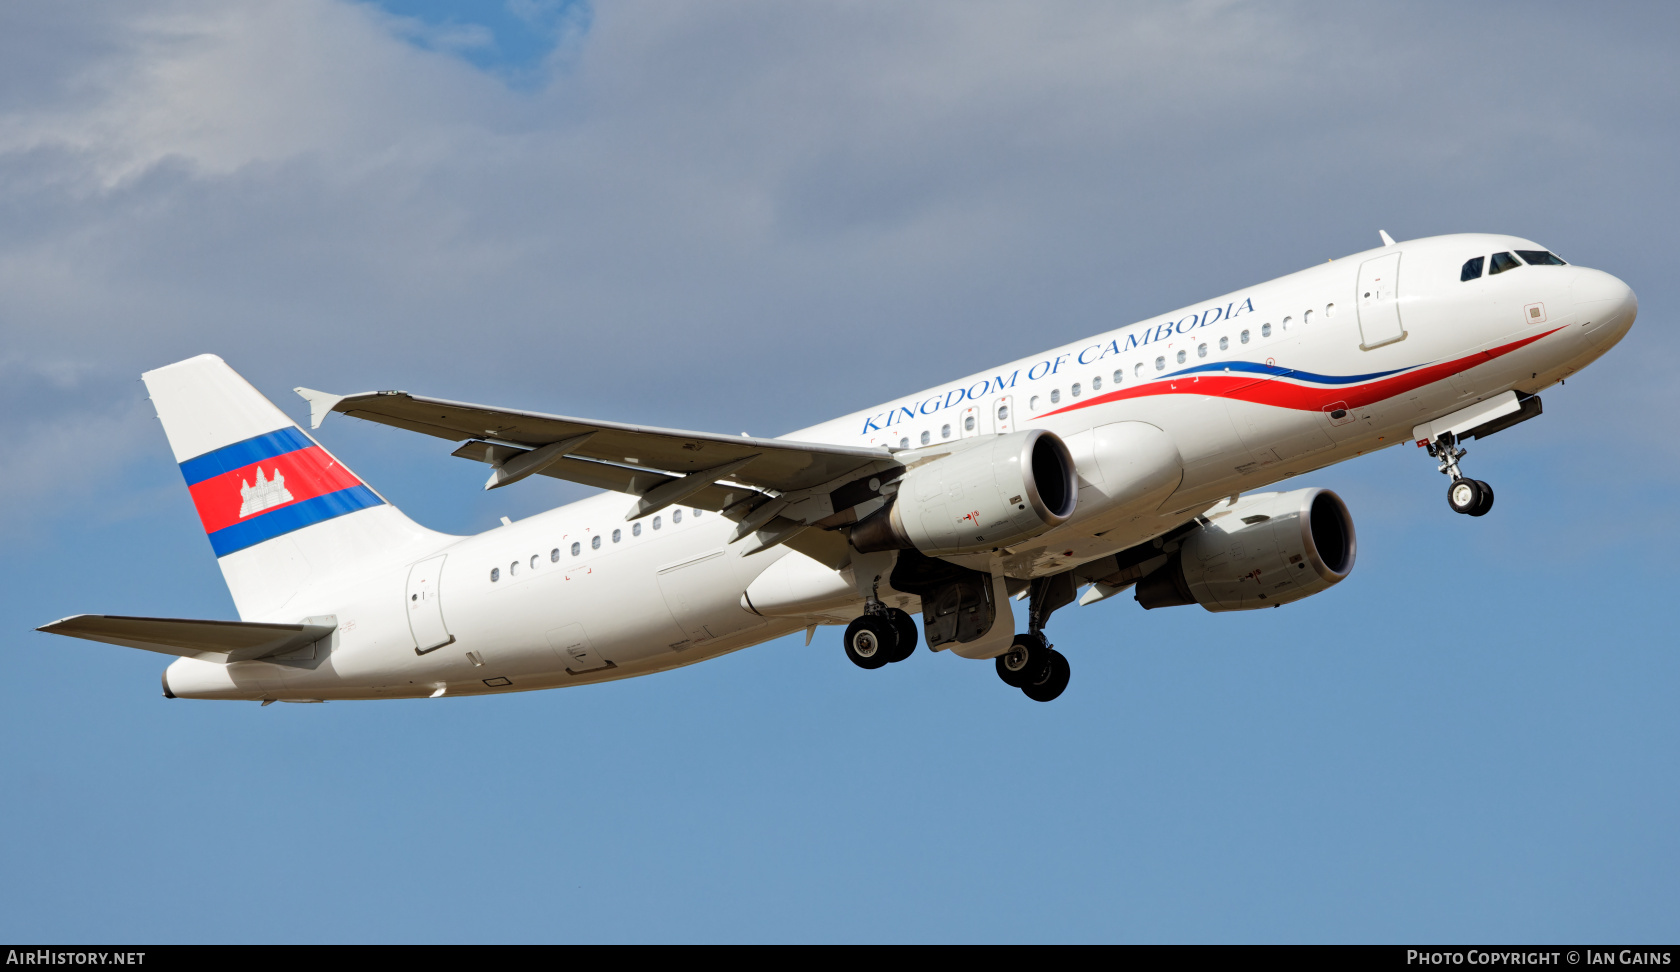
{"left": 996, "top": 633, "right": 1050, "bottom": 688}
{"left": 1469, "top": 480, "right": 1495, "bottom": 517}
{"left": 843, "top": 615, "right": 896, "bottom": 670}
{"left": 1021, "top": 649, "right": 1070, "bottom": 703}
{"left": 885, "top": 608, "right": 919, "bottom": 662}
{"left": 1447, "top": 478, "right": 1484, "bottom": 515}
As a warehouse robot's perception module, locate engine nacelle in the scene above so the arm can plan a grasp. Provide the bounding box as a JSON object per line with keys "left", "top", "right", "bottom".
{"left": 851, "top": 429, "right": 1077, "bottom": 557}
{"left": 1135, "top": 488, "right": 1356, "bottom": 612}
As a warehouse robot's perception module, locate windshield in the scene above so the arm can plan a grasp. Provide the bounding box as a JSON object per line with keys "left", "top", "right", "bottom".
{"left": 1490, "top": 251, "right": 1522, "bottom": 275}
{"left": 1515, "top": 249, "right": 1567, "bottom": 266}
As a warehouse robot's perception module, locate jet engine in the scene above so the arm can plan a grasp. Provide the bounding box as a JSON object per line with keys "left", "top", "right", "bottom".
{"left": 1135, "top": 488, "right": 1356, "bottom": 612}
{"left": 851, "top": 429, "right": 1077, "bottom": 557}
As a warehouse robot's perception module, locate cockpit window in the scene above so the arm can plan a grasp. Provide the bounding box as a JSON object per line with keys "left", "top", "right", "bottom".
{"left": 1489, "top": 251, "right": 1521, "bottom": 275}
{"left": 1515, "top": 249, "right": 1567, "bottom": 266}
{"left": 1460, "top": 256, "right": 1484, "bottom": 281}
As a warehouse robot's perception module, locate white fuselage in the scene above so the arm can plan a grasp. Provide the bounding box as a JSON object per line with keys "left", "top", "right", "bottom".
{"left": 163, "top": 233, "right": 1637, "bottom": 700}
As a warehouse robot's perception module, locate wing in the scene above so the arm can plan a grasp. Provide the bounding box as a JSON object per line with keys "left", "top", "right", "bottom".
{"left": 38, "top": 615, "right": 335, "bottom": 662}
{"left": 297, "top": 388, "right": 903, "bottom": 567}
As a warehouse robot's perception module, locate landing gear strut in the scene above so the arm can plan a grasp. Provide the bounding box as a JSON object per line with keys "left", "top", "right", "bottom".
{"left": 993, "top": 574, "right": 1076, "bottom": 702}
{"left": 1426, "top": 432, "right": 1494, "bottom": 517}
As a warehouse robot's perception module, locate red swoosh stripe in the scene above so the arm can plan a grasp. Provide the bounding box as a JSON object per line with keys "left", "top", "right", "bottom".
{"left": 1040, "top": 328, "right": 1564, "bottom": 419}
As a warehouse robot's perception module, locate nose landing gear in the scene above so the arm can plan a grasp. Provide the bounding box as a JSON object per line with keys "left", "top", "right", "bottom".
{"left": 1426, "top": 432, "right": 1495, "bottom": 517}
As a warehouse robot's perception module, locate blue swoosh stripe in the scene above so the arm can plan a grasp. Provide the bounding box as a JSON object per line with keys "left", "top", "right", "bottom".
{"left": 1160, "top": 360, "right": 1413, "bottom": 385}
{"left": 180, "top": 427, "right": 315, "bottom": 485}
{"left": 206, "top": 485, "right": 383, "bottom": 557}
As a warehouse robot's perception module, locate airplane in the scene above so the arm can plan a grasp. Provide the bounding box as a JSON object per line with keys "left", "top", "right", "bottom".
{"left": 37, "top": 232, "right": 1637, "bottom": 703}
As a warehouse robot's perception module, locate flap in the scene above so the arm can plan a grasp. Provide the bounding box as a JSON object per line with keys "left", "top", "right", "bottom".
{"left": 312, "top": 389, "right": 897, "bottom": 495}
{"left": 37, "top": 615, "right": 335, "bottom": 662}
{"left": 450, "top": 441, "right": 765, "bottom": 512}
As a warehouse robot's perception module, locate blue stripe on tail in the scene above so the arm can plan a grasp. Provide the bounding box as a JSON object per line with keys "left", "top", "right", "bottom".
{"left": 206, "top": 485, "right": 383, "bottom": 557}
{"left": 179, "top": 427, "right": 314, "bottom": 486}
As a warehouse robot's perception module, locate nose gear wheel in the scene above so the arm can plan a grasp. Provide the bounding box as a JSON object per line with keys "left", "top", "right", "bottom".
{"left": 1447, "top": 478, "right": 1494, "bottom": 516}
{"left": 1427, "top": 432, "right": 1496, "bottom": 516}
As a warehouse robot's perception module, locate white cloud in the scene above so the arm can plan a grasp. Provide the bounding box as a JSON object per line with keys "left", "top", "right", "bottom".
{"left": 1, "top": 0, "right": 1677, "bottom": 532}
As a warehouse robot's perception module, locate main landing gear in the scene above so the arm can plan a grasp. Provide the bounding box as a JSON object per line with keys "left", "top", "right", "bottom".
{"left": 996, "top": 633, "right": 1070, "bottom": 702}
{"left": 1426, "top": 432, "right": 1494, "bottom": 517}
{"left": 992, "top": 573, "right": 1076, "bottom": 702}
{"left": 842, "top": 605, "right": 918, "bottom": 669}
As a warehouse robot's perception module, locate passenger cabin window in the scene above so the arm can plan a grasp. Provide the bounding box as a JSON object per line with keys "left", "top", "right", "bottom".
{"left": 1261, "top": 323, "right": 1272, "bottom": 337}
{"left": 1113, "top": 369, "right": 1123, "bottom": 384}
{"left": 964, "top": 413, "right": 976, "bottom": 429}
{"left": 1240, "top": 329, "right": 1250, "bottom": 344}
{"left": 673, "top": 509, "right": 683, "bottom": 524}
{"left": 899, "top": 437, "right": 909, "bottom": 449}
{"left": 1490, "top": 251, "right": 1521, "bottom": 275}
{"left": 1198, "top": 343, "right": 1208, "bottom": 358}
{"left": 1049, "top": 390, "right": 1060, "bottom": 404}
{"left": 550, "top": 547, "right": 559, "bottom": 562}
{"left": 509, "top": 561, "right": 519, "bottom": 576}
{"left": 592, "top": 534, "right": 603, "bottom": 548}
{"left": 941, "top": 423, "right": 952, "bottom": 438}
{"left": 1176, "top": 350, "right": 1186, "bottom": 364}
{"left": 1303, "top": 309, "right": 1313, "bottom": 326}
{"left": 1515, "top": 249, "right": 1567, "bottom": 266}
{"left": 490, "top": 567, "right": 500, "bottom": 582}
{"left": 1133, "top": 363, "right": 1143, "bottom": 377}
{"left": 997, "top": 404, "right": 1009, "bottom": 421}
{"left": 530, "top": 555, "right": 538, "bottom": 569}
{"left": 652, "top": 515, "right": 662, "bottom": 530}
{"left": 1219, "top": 336, "right": 1229, "bottom": 350}
{"left": 1091, "top": 375, "right": 1102, "bottom": 390}
{"left": 1281, "top": 315, "right": 1293, "bottom": 331}
{"left": 612, "top": 528, "right": 621, "bottom": 543}
{"left": 1070, "top": 383, "right": 1081, "bottom": 398}
{"left": 1154, "top": 356, "right": 1165, "bottom": 371}
{"left": 632, "top": 523, "right": 641, "bottom": 537}
{"left": 1461, "top": 256, "right": 1485, "bottom": 281}
{"left": 921, "top": 430, "right": 932, "bottom": 445}
{"left": 571, "top": 541, "right": 581, "bottom": 556}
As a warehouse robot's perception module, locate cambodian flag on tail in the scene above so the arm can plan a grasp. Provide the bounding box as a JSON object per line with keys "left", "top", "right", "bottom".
{"left": 142, "top": 354, "right": 386, "bottom": 556}
{"left": 140, "top": 354, "right": 445, "bottom": 621}
{"left": 179, "top": 426, "right": 382, "bottom": 556}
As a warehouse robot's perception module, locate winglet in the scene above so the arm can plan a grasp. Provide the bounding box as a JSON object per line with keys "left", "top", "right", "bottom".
{"left": 294, "top": 387, "right": 348, "bottom": 429}
{"left": 1379, "top": 230, "right": 1397, "bottom": 247}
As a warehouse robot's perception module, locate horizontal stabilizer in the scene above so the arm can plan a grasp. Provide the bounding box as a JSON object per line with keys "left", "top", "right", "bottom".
{"left": 37, "top": 615, "right": 335, "bottom": 662}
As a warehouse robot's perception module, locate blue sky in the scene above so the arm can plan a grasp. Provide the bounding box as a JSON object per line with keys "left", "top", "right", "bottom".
{"left": 366, "top": 0, "right": 589, "bottom": 82}
{"left": 2, "top": 1, "right": 1677, "bottom": 944}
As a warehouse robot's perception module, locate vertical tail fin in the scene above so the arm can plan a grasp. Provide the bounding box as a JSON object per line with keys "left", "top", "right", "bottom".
{"left": 143, "top": 354, "right": 448, "bottom": 620}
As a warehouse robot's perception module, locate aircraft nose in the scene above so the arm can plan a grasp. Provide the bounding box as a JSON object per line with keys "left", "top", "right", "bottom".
{"left": 1571, "top": 267, "right": 1638, "bottom": 344}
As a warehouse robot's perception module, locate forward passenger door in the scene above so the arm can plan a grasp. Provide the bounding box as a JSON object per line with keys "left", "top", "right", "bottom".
{"left": 1356, "top": 252, "right": 1406, "bottom": 349}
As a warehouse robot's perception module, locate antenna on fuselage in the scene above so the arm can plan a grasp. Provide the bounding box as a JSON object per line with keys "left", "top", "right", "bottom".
{"left": 1378, "top": 230, "right": 1397, "bottom": 246}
